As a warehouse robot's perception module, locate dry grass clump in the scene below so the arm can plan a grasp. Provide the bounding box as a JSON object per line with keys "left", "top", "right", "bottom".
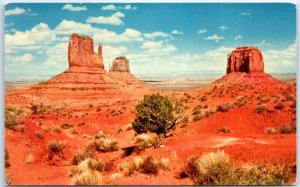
{"left": 280, "top": 124, "right": 296, "bottom": 134}
{"left": 94, "top": 133, "right": 118, "bottom": 152}
{"left": 72, "top": 158, "right": 103, "bottom": 185}
{"left": 5, "top": 107, "right": 23, "bottom": 130}
{"left": 70, "top": 147, "right": 96, "bottom": 165}
{"left": 5, "top": 173, "right": 12, "bottom": 185}
{"left": 274, "top": 102, "right": 284, "bottom": 110}
{"left": 118, "top": 156, "right": 170, "bottom": 177}
{"left": 61, "top": 123, "right": 73, "bottom": 129}
{"left": 216, "top": 127, "right": 231, "bottom": 133}
{"left": 183, "top": 151, "right": 291, "bottom": 185}
{"left": 47, "top": 140, "right": 65, "bottom": 156}
{"left": 25, "top": 154, "right": 35, "bottom": 164}
{"left": 35, "top": 130, "right": 44, "bottom": 139}
{"left": 216, "top": 103, "right": 233, "bottom": 112}
{"left": 264, "top": 127, "right": 277, "bottom": 134}
{"left": 30, "top": 103, "right": 50, "bottom": 114}
{"left": 256, "top": 104, "right": 265, "bottom": 114}
{"left": 5, "top": 147, "right": 10, "bottom": 168}
{"left": 134, "top": 133, "right": 162, "bottom": 151}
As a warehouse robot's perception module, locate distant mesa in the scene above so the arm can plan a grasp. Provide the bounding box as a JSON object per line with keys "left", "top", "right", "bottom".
{"left": 216, "top": 46, "right": 280, "bottom": 84}
{"left": 68, "top": 33, "right": 104, "bottom": 69}
{"left": 109, "top": 56, "right": 130, "bottom": 73}
{"left": 226, "top": 46, "right": 264, "bottom": 74}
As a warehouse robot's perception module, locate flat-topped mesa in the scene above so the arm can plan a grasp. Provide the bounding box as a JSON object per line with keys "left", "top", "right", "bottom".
{"left": 109, "top": 56, "right": 130, "bottom": 73}
{"left": 226, "top": 46, "right": 264, "bottom": 74}
{"left": 68, "top": 33, "right": 104, "bottom": 69}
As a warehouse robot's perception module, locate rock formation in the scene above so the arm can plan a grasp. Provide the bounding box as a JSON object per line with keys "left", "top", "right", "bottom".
{"left": 109, "top": 56, "right": 130, "bottom": 73}
{"left": 29, "top": 33, "right": 151, "bottom": 97}
{"left": 68, "top": 33, "right": 104, "bottom": 69}
{"left": 216, "top": 46, "right": 280, "bottom": 84}
{"left": 226, "top": 47, "right": 264, "bottom": 74}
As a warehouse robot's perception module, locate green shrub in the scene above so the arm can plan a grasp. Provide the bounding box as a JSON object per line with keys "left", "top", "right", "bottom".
{"left": 132, "top": 94, "right": 183, "bottom": 137}
{"left": 30, "top": 103, "right": 49, "bottom": 114}
{"left": 256, "top": 105, "right": 265, "bottom": 114}
{"left": 192, "top": 114, "right": 204, "bottom": 122}
{"left": 61, "top": 123, "right": 73, "bottom": 129}
{"left": 216, "top": 103, "right": 233, "bottom": 112}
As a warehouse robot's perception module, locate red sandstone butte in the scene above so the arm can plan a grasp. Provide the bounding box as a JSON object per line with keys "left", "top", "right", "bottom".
{"left": 216, "top": 46, "right": 280, "bottom": 84}
{"left": 68, "top": 33, "right": 104, "bottom": 68}
{"left": 109, "top": 56, "right": 130, "bottom": 73}
{"left": 226, "top": 46, "right": 264, "bottom": 74}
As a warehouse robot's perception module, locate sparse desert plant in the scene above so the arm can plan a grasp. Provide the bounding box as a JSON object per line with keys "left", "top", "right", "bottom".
{"left": 274, "top": 102, "right": 284, "bottom": 110}
{"left": 70, "top": 147, "right": 96, "bottom": 165}
{"left": 256, "top": 105, "right": 265, "bottom": 114}
{"left": 280, "top": 124, "right": 296, "bottom": 134}
{"left": 47, "top": 140, "right": 65, "bottom": 155}
{"left": 5, "top": 173, "right": 12, "bottom": 185}
{"left": 126, "top": 124, "right": 133, "bottom": 130}
{"left": 184, "top": 151, "right": 291, "bottom": 185}
{"left": 216, "top": 103, "right": 233, "bottom": 112}
{"left": 134, "top": 133, "right": 155, "bottom": 151}
{"left": 5, "top": 147, "right": 10, "bottom": 168}
{"left": 61, "top": 123, "right": 73, "bottom": 129}
{"left": 94, "top": 136, "right": 118, "bottom": 152}
{"left": 216, "top": 127, "right": 231, "bottom": 133}
{"left": 5, "top": 108, "right": 18, "bottom": 129}
{"left": 25, "top": 154, "right": 35, "bottom": 164}
{"left": 140, "top": 156, "right": 161, "bottom": 175}
{"left": 35, "top": 130, "right": 44, "bottom": 139}
{"left": 30, "top": 103, "right": 49, "bottom": 114}
{"left": 198, "top": 96, "right": 208, "bottom": 102}
{"left": 192, "top": 113, "right": 204, "bottom": 122}
{"left": 132, "top": 94, "right": 184, "bottom": 137}
{"left": 72, "top": 158, "right": 103, "bottom": 185}
{"left": 264, "top": 127, "right": 277, "bottom": 134}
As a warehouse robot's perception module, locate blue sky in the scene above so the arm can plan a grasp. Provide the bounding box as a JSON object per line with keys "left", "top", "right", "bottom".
{"left": 4, "top": 3, "right": 296, "bottom": 81}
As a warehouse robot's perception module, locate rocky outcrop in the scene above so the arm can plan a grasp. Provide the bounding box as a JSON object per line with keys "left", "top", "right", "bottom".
{"left": 68, "top": 33, "right": 104, "bottom": 69}
{"left": 216, "top": 46, "right": 280, "bottom": 84}
{"left": 226, "top": 47, "right": 264, "bottom": 74}
{"left": 109, "top": 56, "right": 130, "bottom": 73}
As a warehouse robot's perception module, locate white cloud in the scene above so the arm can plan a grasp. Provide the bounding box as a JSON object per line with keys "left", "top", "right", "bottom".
{"left": 54, "top": 20, "right": 96, "bottom": 35}
{"left": 197, "top": 29, "right": 207, "bottom": 34}
{"left": 6, "top": 53, "right": 34, "bottom": 63}
{"left": 219, "top": 26, "right": 228, "bottom": 31}
{"left": 44, "top": 42, "right": 68, "bottom": 68}
{"left": 86, "top": 12, "right": 125, "bottom": 25}
{"left": 102, "top": 4, "right": 117, "bottom": 10}
{"left": 62, "top": 4, "right": 87, "bottom": 11}
{"left": 144, "top": 31, "right": 171, "bottom": 39}
{"left": 141, "top": 41, "right": 163, "bottom": 49}
{"left": 204, "top": 34, "right": 225, "bottom": 42}
{"left": 240, "top": 12, "right": 251, "bottom": 16}
{"left": 234, "top": 35, "right": 242, "bottom": 40}
{"left": 171, "top": 30, "right": 183, "bottom": 35}
{"left": 102, "top": 4, "right": 137, "bottom": 11}
{"left": 5, "top": 7, "right": 26, "bottom": 16}
{"left": 263, "top": 41, "right": 296, "bottom": 73}
{"left": 5, "top": 23, "right": 56, "bottom": 53}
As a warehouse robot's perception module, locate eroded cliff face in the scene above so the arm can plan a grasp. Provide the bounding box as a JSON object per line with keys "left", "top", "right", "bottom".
{"left": 109, "top": 56, "right": 130, "bottom": 73}
{"left": 226, "top": 47, "right": 264, "bottom": 74}
{"left": 68, "top": 33, "right": 104, "bottom": 69}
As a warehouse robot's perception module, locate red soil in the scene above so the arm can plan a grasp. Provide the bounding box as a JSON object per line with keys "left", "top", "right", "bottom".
{"left": 4, "top": 81, "right": 296, "bottom": 185}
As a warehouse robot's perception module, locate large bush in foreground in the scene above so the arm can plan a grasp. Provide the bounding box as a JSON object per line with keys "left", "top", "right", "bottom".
{"left": 132, "top": 94, "right": 183, "bottom": 137}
